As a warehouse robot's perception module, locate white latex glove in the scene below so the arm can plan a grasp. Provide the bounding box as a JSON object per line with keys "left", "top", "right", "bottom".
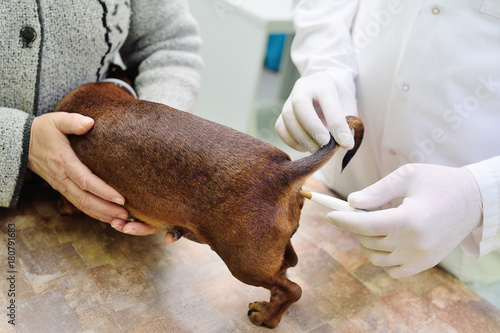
{"left": 326, "top": 164, "right": 483, "bottom": 278}
{"left": 275, "top": 71, "right": 357, "bottom": 153}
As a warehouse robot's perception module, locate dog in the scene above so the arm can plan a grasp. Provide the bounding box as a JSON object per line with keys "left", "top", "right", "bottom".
{"left": 54, "top": 81, "right": 364, "bottom": 328}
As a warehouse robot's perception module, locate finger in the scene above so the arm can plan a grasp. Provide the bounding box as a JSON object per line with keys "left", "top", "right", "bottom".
{"left": 60, "top": 177, "right": 128, "bottom": 222}
{"left": 281, "top": 111, "right": 320, "bottom": 153}
{"left": 64, "top": 156, "right": 125, "bottom": 205}
{"left": 326, "top": 210, "right": 393, "bottom": 236}
{"left": 384, "top": 264, "right": 417, "bottom": 279}
{"left": 291, "top": 95, "right": 332, "bottom": 147}
{"left": 360, "top": 246, "right": 405, "bottom": 268}
{"left": 111, "top": 218, "right": 160, "bottom": 237}
{"left": 281, "top": 98, "right": 323, "bottom": 153}
{"left": 275, "top": 114, "right": 306, "bottom": 152}
{"left": 52, "top": 112, "right": 94, "bottom": 135}
{"left": 316, "top": 89, "right": 355, "bottom": 149}
{"left": 347, "top": 165, "right": 416, "bottom": 210}
{"left": 123, "top": 222, "right": 159, "bottom": 236}
{"left": 164, "top": 233, "right": 176, "bottom": 245}
{"left": 111, "top": 219, "right": 126, "bottom": 232}
{"left": 353, "top": 234, "right": 395, "bottom": 253}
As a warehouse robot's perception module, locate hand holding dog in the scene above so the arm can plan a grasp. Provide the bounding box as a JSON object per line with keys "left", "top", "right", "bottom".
{"left": 326, "top": 164, "right": 483, "bottom": 278}
{"left": 28, "top": 112, "right": 173, "bottom": 242}
{"left": 275, "top": 72, "right": 357, "bottom": 153}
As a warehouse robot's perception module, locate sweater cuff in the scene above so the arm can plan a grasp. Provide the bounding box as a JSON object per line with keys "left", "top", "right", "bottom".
{"left": 12, "top": 116, "right": 34, "bottom": 207}
{"left": 0, "top": 109, "right": 34, "bottom": 208}
{"left": 461, "top": 156, "right": 500, "bottom": 258}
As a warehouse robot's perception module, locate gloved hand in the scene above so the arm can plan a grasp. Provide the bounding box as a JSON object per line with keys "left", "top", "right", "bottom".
{"left": 326, "top": 164, "right": 483, "bottom": 278}
{"left": 275, "top": 71, "right": 357, "bottom": 153}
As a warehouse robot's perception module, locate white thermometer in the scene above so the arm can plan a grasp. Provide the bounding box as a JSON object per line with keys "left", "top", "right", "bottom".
{"left": 299, "top": 190, "right": 367, "bottom": 212}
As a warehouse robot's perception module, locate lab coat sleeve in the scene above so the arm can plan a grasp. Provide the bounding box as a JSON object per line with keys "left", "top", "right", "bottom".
{"left": 291, "top": 0, "right": 361, "bottom": 93}
{"left": 462, "top": 156, "right": 500, "bottom": 258}
{"left": 0, "top": 108, "right": 34, "bottom": 208}
{"left": 120, "top": 0, "right": 203, "bottom": 112}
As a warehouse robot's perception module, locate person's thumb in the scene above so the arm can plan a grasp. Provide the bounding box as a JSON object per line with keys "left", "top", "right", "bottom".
{"left": 348, "top": 167, "right": 411, "bottom": 210}
{"left": 52, "top": 112, "right": 94, "bottom": 135}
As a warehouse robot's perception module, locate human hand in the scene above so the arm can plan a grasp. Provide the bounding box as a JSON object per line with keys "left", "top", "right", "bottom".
{"left": 326, "top": 164, "right": 483, "bottom": 278}
{"left": 275, "top": 71, "right": 357, "bottom": 153}
{"left": 111, "top": 219, "right": 176, "bottom": 245}
{"left": 28, "top": 112, "right": 175, "bottom": 244}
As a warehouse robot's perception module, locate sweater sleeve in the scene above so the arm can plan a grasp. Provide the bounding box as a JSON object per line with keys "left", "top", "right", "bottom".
{"left": 0, "top": 108, "right": 34, "bottom": 208}
{"left": 291, "top": 0, "right": 360, "bottom": 92}
{"left": 120, "top": 0, "right": 203, "bottom": 112}
{"left": 461, "top": 156, "right": 500, "bottom": 258}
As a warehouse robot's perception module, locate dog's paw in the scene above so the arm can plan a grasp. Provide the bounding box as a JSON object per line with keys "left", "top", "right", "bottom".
{"left": 247, "top": 301, "right": 269, "bottom": 327}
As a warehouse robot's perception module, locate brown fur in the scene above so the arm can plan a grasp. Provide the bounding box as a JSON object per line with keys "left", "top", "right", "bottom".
{"left": 55, "top": 82, "right": 364, "bottom": 328}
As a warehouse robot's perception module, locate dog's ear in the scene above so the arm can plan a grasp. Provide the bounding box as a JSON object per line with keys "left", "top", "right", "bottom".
{"left": 283, "top": 116, "right": 364, "bottom": 183}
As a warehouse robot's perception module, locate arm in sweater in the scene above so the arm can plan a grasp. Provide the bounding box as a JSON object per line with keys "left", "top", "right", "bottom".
{"left": 120, "top": 0, "right": 203, "bottom": 112}
{"left": 1, "top": 0, "right": 202, "bottom": 209}
{"left": 0, "top": 109, "right": 34, "bottom": 207}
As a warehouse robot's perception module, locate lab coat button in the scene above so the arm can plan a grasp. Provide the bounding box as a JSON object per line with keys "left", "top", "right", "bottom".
{"left": 432, "top": 7, "right": 440, "bottom": 15}
{"left": 20, "top": 27, "right": 37, "bottom": 44}
{"left": 402, "top": 84, "right": 410, "bottom": 92}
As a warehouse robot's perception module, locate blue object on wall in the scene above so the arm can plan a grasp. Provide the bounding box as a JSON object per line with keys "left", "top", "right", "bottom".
{"left": 265, "top": 33, "right": 287, "bottom": 72}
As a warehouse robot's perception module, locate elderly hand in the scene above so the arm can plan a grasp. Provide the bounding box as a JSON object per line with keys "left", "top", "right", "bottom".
{"left": 326, "top": 164, "right": 483, "bottom": 278}
{"left": 275, "top": 71, "right": 357, "bottom": 153}
{"left": 28, "top": 112, "right": 175, "bottom": 244}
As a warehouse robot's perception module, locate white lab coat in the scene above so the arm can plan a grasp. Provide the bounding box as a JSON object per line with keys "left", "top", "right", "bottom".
{"left": 291, "top": 0, "right": 500, "bottom": 285}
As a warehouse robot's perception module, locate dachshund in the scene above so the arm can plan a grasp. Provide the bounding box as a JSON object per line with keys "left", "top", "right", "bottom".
{"left": 55, "top": 81, "right": 363, "bottom": 328}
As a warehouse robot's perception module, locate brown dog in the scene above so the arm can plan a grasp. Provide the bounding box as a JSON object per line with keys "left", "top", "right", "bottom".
{"left": 55, "top": 81, "right": 363, "bottom": 328}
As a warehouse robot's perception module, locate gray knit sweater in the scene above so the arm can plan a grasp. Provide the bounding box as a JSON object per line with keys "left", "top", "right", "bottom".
{"left": 0, "top": 0, "right": 203, "bottom": 208}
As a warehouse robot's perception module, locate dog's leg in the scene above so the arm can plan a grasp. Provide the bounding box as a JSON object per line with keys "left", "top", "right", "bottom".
{"left": 243, "top": 239, "right": 302, "bottom": 328}
{"left": 219, "top": 233, "right": 301, "bottom": 327}
{"left": 247, "top": 274, "right": 302, "bottom": 328}
{"left": 280, "top": 240, "right": 298, "bottom": 275}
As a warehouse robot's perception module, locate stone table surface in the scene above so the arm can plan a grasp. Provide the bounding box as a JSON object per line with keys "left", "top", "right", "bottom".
{"left": 1, "top": 176, "right": 500, "bottom": 332}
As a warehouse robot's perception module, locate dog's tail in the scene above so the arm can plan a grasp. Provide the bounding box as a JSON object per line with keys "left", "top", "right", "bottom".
{"left": 284, "top": 116, "right": 364, "bottom": 181}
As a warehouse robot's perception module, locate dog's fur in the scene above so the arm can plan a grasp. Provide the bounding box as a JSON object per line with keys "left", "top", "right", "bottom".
{"left": 55, "top": 82, "right": 364, "bottom": 328}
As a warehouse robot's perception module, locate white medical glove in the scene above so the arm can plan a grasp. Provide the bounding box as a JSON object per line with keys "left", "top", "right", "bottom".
{"left": 275, "top": 71, "right": 357, "bottom": 153}
{"left": 326, "top": 164, "right": 483, "bottom": 278}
